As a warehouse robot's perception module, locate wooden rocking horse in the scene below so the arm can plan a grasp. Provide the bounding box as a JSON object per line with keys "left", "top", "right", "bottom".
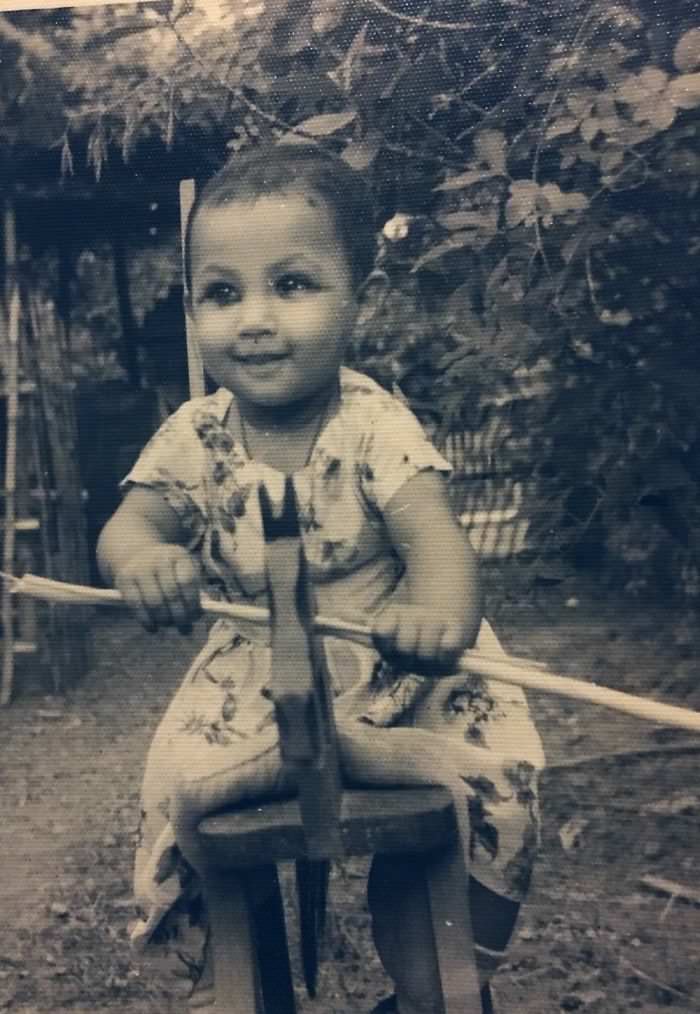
{"left": 191, "top": 475, "right": 484, "bottom": 1014}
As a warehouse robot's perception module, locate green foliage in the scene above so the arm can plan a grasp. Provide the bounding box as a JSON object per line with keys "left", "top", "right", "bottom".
{"left": 3, "top": 0, "right": 700, "bottom": 596}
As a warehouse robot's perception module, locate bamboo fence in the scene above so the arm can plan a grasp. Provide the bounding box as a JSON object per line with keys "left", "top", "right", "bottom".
{"left": 1, "top": 200, "right": 21, "bottom": 706}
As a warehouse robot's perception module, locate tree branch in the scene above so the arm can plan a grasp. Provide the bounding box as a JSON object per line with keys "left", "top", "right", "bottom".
{"left": 364, "top": 0, "right": 525, "bottom": 32}
{"left": 163, "top": 11, "right": 468, "bottom": 170}
{"left": 0, "top": 13, "right": 56, "bottom": 61}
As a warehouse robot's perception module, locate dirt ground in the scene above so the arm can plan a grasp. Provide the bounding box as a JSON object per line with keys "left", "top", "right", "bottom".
{"left": 2, "top": 573, "right": 700, "bottom": 1014}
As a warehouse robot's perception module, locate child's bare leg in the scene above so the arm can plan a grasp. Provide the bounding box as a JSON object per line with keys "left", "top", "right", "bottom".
{"left": 369, "top": 852, "right": 444, "bottom": 1014}
{"left": 168, "top": 733, "right": 290, "bottom": 1010}
{"left": 368, "top": 854, "right": 519, "bottom": 1014}
{"left": 169, "top": 730, "right": 286, "bottom": 873}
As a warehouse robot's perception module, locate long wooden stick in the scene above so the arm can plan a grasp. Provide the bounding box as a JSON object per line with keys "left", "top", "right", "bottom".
{"left": 4, "top": 570, "right": 700, "bottom": 734}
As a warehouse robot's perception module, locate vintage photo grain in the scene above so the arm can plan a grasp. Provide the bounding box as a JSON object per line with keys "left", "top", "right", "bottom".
{"left": 1, "top": 2, "right": 699, "bottom": 1012}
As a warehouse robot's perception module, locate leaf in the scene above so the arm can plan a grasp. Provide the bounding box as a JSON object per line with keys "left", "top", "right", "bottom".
{"left": 505, "top": 180, "right": 539, "bottom": 228}
{"left": 600, "top": 308, "right": 633, "bottom": 326}
{"left": 474, "top": 128, "right": 507, "bottom": 174}
{"left": 637, "top": 66, "right": 669, "bottom": 94}
{"left": 559, "top": 816, "right": 589, "bottom": 852}
{"left": 600, "top": 148, "right": 624, "bottom": 173}
{"left": 434, "top": 169, "right": 497, "bottom": 191}
{"left": 294, "top": 109, "right": 357, "bottom": 136}
{"left": 312, "top": 0, "right": 348, "bottom": 36}
{"left": 617, "top": 67, "right": 668, "bottom": 103}
{"left": 545, "top": 117, "right": 579, "bottom": 140}
{"left": 60, "top": 134, "right": 74, "bottom": 178}
{"left": 341, "top": 131, "right": 381, "bottom": 170}
{"left": 436, "top": 211, "right": 496, "bottom": 231}
{"left": 632, "top": 96, "right": 676, "bottom": 130}
{"left": 580, "top": 118, "right": 600, "bottom": 143}
{"left": 540, "top": 183, "right": 589, "bottom": 215}
{"left": 674, "top": 28, "right": 700, "bottom": 73}
{"left": 667, "top": 72, "right": 700, "bottom": 110}
{"left": 410, "top": 232, "right": 475, "bottom": 272}
{"left": 566, "top": 90, "right": 595, "bottom": 118}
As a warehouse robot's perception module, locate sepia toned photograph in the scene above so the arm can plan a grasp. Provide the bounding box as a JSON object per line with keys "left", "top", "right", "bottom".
{"left": 1, "top": 1, "right": 700, "bottom": 1012}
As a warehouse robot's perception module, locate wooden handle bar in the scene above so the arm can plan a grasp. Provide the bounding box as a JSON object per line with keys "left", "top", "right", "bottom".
{"left": 5, "top": 572, "right": 700, "bottom": 735}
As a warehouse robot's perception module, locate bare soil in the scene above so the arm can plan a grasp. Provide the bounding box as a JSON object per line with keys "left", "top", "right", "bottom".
{"left": 2, "top": 575, "right": 700, "bottom": 1014}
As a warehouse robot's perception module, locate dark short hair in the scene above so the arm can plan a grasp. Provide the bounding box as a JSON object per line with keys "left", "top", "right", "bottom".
{"left": 184, "top": 143, "right": 377, "bottom": 292}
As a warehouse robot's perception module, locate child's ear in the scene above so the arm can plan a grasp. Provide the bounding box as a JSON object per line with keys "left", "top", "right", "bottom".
{"left": 355, "top": 269, "right": 389, "bottom": 327}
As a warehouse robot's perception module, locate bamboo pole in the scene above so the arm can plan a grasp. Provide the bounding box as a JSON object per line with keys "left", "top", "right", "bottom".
{"left": 1, "top": 199, "right": 21, "bottom": 706}
{"left": 4, "top": 570, "right": 700, "bottom": 735}
{"left": 29, "top": 295, "right": 92, "bottom": 684}
{"left": 179, "top": 179, "right": 206, "bottom": 398}
{"left": 27, "top": 384, "right": 60, "bottom": 693}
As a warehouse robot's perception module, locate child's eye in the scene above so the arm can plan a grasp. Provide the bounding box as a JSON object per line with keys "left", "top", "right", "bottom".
{"left": 275, "top": 273, "right": 319, "bottom": 297}
{"left": 201, "top": 282, "right": 239, "bottom": 306}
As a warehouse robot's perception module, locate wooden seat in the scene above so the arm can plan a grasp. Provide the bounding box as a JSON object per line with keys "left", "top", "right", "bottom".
{"left": 199, "top": 786, "right": 457, "bottom": 869}
{"left": 196, "top": 785, "right": 477, "bottom": 1014}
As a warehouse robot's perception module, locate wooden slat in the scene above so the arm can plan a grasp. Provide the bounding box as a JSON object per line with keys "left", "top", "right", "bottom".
{"left": 0, "top": 640, "right": 37, "bottom": 655}
{"left": 0, "top": 518, "right": 40, "bottom": 532}
{"left": 0, "top": 380, "right": 37, "bottom": 397}
{"left": 199, "top": 788, "right": 455, "bottom": 868}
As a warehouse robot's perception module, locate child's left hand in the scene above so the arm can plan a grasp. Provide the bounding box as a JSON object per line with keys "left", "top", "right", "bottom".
{"left": 372, "top": 604, "right": 471, "bottom": 676}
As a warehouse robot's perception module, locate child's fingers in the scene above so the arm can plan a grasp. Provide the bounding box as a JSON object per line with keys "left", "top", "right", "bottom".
{"left": 373, "top": 608, "right": 469, "bottom": 675}
{"left": 118, "top": 573, "right": 165, "bottom": 632}
{"left": 372, "top": 606, "right": 402, "bottom": 657}
{"left": 372, "top": 605, "right": 398, "bottom": 640}
{"left": 169, "top": 554, "right": 202, "bottom": 633}
{"left": 173, "top": 554, "right": 202, "bottom": 621}
{"left": 416, "top": 620, "right": 447, "bottom": 663}
{"left": 156, "top": 558, "right": 197, "bottom": 632}
{"left": 393, "top": 613, "right": 422, "bottom": 659}
{"left": 437, "top": 620, "right": 466, "bottom": 668}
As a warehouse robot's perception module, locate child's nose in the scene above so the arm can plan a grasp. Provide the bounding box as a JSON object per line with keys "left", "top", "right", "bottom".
{"left": 238, "top": 293, "right": 276, "bottom": 337}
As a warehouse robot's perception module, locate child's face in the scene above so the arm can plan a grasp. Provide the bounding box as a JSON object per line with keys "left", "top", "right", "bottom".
{"left": 188, "top": 189, "right": 359, "bottom": 410}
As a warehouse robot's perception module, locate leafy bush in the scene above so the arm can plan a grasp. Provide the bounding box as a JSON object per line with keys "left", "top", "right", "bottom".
{"left": 4, "top": 0, "right": 700, "bottom": 596}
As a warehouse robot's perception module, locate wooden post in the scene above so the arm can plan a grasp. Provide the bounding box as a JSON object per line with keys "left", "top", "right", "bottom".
{"left": 179, "top": 179, "right": 206, "bottom": 398}
{"left": 1, "top": 198, "right": 21, "bottom": 706}
{"left": 27, "top": 391, "right": 60, "bottom": 692}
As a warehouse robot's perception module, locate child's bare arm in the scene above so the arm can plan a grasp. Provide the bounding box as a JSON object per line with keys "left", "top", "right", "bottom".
{"left": 373, "top": 471, "right": 482, "bottom": 674}
{"left": 97, "top": 487, "right": 201, "bottom": 632}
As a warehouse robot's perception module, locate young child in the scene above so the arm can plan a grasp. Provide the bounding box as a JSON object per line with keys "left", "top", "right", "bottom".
{"left": 97, "top": 143, "right": 545, "bottom": 1014}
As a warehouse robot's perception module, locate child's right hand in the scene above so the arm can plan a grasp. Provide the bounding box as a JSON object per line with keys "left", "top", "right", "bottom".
{"left": 114, "top": 545, "right": 202, "bottom": 634}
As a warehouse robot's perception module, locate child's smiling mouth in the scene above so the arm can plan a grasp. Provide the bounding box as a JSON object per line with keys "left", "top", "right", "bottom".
{"left": 233, "top": 351, "right": 290, "bottom": 366}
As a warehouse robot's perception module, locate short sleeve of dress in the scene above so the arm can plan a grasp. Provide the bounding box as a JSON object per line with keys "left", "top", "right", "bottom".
{"left": 359, "top": 391, "right": 452, "bottom": 511}
{"left": 120, "top": 400, "right": 208, "bottom": 541}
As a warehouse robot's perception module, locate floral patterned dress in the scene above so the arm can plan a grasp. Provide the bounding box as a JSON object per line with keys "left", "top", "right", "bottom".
{"left": 122, "top": 366, "right": 545, "bottom": 978}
